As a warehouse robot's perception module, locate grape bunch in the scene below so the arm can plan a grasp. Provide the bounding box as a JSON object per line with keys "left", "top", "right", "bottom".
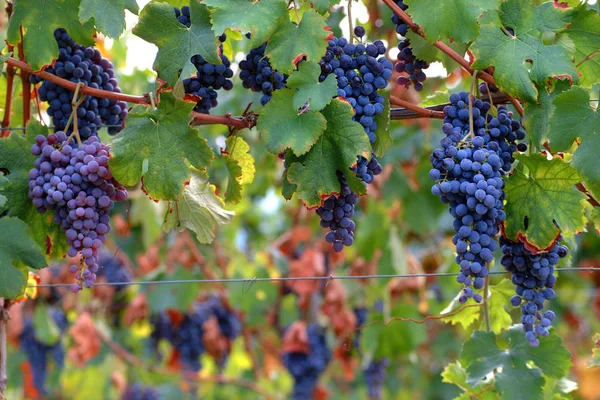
{"left": 364, "top": 358, "right": 390, "bottom": 400}
{"left": 315, "top": 171, "right": 359, "bottom": 252}
{"left": 283, "top": 324, "right": 332, "bottom": 400}
{"left": 429, "top": 92, "right": 525, "bottom": 303}
{"left": 239, "top": 42, "right": 288, "bottom": 105}
{"left": 96, "top": 251, "right": 132, "bottom": 292}
{"left": 28, "top": 132, "right": 128, "bottom": 292}
{"left": 122, "top": 383, "right": 160, "bottom": 400}
{"left": 30, "top": 28, "right": 128, "bottom": 138}
{"left": 479, "top": 82, "right": 499, "bottom": 95}
{"left": 19, "top": 308, "right": 68, "bottom": 396}
{"left": 151, "top": 296, "right": 241, "bottom": 371}
{"left": 391, "top": 1, "right": 429, "bottom": 91}
{"left": 174, "top": 6, "right": 234, "bottom": 113}
{"left": 353, "top": 307, "right": 368, "bottom": 350}
{"left": 500, "top": 236, "right": 568, "bottom": 346}
{"left": 352, "top": 154, "right": 383, "bottom": 184}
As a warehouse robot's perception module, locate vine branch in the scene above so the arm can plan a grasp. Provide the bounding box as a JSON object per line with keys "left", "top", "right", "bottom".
{"left": 390, "top": 95, "right": 444, "bottom": 119}
{"left": 1, "top": 51, "right": 16, "bottom": 137}
{"left": 0, "top": 299, "right": 7, "bottom": 396}
{"left": 98, "top": 330, "right": 279, "bottom": 399}
{"left": 19, "top": 28, "right": 31, "bottom": 127}
{"left": 381, "top": 0, "right": 525, "bottom": 117}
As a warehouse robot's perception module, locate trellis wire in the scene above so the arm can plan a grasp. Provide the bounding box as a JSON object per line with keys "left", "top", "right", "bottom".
{"left": 29, "top": 267, "right": 600, "bottom": 288}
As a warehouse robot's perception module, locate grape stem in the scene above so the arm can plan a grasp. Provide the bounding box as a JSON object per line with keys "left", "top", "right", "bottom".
{"left": 390, "top": 95, "right": 444, "bottom": 118}
{"left": 576, "top": 49, "right": 600, "bottom": 67}
{"left": 98, "top": 329, "right": 280, "bottom": 399}
{"left": 482, "top": 276, "right": 491, "bottom": 332}
{"left": 18, "top": 27, "right": 31, "bottom": 127}
{"left": 348, "top": 0, "right": 354, "bottom": 43}
{"left": 381, "top": 0, "right": 525, "bottom": 117}
{"left": 0, "top": 49, "right": 16, "bottom": 138}
{"left": 65, "top": 82, "right": 86, "bottom": 147}
{"left": 0, "top": 299, "right": 7, "bottom": 397}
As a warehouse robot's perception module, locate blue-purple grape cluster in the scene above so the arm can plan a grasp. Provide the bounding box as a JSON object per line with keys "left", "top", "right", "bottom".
{"left": 151, "top": 296, "right": 241, "bottom": 371}
{"left": 316, "top": 171, "right": 359, "bottom": 252}
{"left": 352, "top": 154, "right": 383, "bottom": 184}
{"left": 122, "top": 383, "right": 160, "bottom": 400}
{"left": 282, "top": 324, "right": 332, "bottom": 400}
{"left": 96, "top": 251, "right": 132, "bottom": 292}
{"left": 19, "top": 308, "right": 67, "bottom": 396}
{"left": 353, "top": 307, "right": 368, "bottom": 350}
{"left": 28, "top": 132, "right": 128, "bottom": 292}
{"left": 239, "top": 43, "right": 288, "bottom": 105}
{"left": 174, "top": 6, "right": 234, "bottom": 114}
{"left": 318, "top": 29, "right": 392, "bottom": 144}
{"left": 30, "top": 28, "right": 128, "bottom": 138}
{"left": 391, "top": 1, "right": 429, "bottom": 91}
{"left": 429, "top": 92, "right": 526, "bottom": 303}
{"left": 500, "top": 236, "right": 568, "bottom": 346}
{"left": 364, "top": 358, "right": 390, "bottom": 400}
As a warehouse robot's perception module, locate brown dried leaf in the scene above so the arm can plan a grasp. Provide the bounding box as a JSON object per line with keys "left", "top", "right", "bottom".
{"left": 203, "top": 315, "right": 230, "bottom": 361}
{"left": 273, "top": 226, "right": 312, "bottom": 259}
{"left": 123, "top": 293, "right": 149, "bottom": 326}
{"left": 287, "top": 248, "right": 325, "bottom": 308}
{"left": 68, "top": 312, "right": 101, "bottom": 367}
{"left": 282, "top": 320, "right": 309, "bottom": 354}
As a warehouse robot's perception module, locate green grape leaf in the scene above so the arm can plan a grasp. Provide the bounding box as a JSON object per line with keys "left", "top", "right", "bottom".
{"left": 203, "top": 0, "right": 288, "bottom": 47}
{"left": 33, "top": 305, "right": 61, "bottom": 346}
{"left": 0, "top": 53, "right": 12, "bottom": 75}
{"left": 487, "top": 279, "right": 514, "bottom": 334}
{"left": 7, "top": 0, "right": 95, "bottom": 71}
{"left": 404, "top": 0, "right": 500, "bottom": 43}
{"left": 286, "top": 61, "right": 338, "bottom": 112}
{"left": 266, "top": 10, "right": 329, "bottom": 74}
{"left": 79, "top": 0, "right": 128, "bottom": 38}
{"left": 461, "top": 327, "right": 572, "bottom": 398}
{"left": 282, "top": 169, "right": 297, "bottom": 200}
{"left": 548, "top": 86, "right": 600, "bottom": 193}
{"left": 129, "top": 195, "right": 165, "bottom": 250}
{"left": 144, "top": 268, "right": 199, "bottom": 312}
{"left": 523, "top": 85, "right": 553, "bottom": 151}
{"left": 162, "top": 169, "right": 235, "bottom": 243}
{"left": 226, "top": 136, "right": 256, "bottom": 185}
{"left": 133, "top": 1, "right": 220, "bottom": 87}
{"left": 404, "top": 31, "right": 468, "bottom": 70}
{"left": 471, "top": 0, "right": 577, "bottom": 102}
{"left": 309, "top": 0, "right": 336, "bottom": 14}
{"left": 224, "top": 158, "right": 242, "bottom": 204}
{"left": 124, "top": 0, "right": 138, "bottom": 14}
{"left": 592, "top": 208, "right": 600, "bottom": 236}
{"left": 256, "top": 88, "right": 327, "bottom": 157}
{"left": 109, "top": 93, "right": 214, "bottom": 200}
{"left": 441, "top": 362, "right": 499, "bottom": 399}
{"left": 441, "top": 292, "right": 482, "bottom": 330}
{"left": 372, "top": 90, "right": 391, "bottom": 157}
{"left": 287, "top": 99, "right": 371, "bottom": 207}
{"left": 0, "top": 217, "right": 47, "bottom": 299}
{"left": 504, "top": 154, "right": 587, "bottom": 250}
{"left": 0, "top": 122, "right": 69, "bottom": 257}
{"left": 557, "top": 9, "right": 600, "bottom": 87}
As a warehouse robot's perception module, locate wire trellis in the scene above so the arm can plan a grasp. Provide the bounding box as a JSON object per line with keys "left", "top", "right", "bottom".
{"left": 29, "top": 267, "right": 600, "bottom": 288}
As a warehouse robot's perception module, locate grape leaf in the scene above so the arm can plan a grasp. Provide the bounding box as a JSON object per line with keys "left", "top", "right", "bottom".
{"left": 124, "top": 0, "right": 138, "bottom": 14}
{"left": 0, "top": 122, "right": 69, "bottom": 257}
{"left": 557, "top": 9, "right": 600, "bottom": 87}
{"left": 286, "top": 61, "right": 337, "bottom": 112}
{"left": 471, "top": 0, "right": 577, "bottom": 102}
{"left": 6, "top": 0, "right": 95, "bottom": 71}
{"left": 282, "top": 169, "right": 297, "bottom": 200}
{"left": 523, "top": 84, "right": 553, "bottom": 151}
{"left": 404, "top": 31, "right": 469, "bottom": 70}
{"left": 548, "top": 86, "right": 600, "bottom": 194}
{"left": 461, "top": 327, "right": 571, "bottom": 399}
{"left": 223, "top": 135, "right": 255, "bottom": 205}
{"left": 144, "top": 268, "right": 199, "bottom": 312}
{"left": 372, "top": 91, "right": 391, "bottom": 157}
{"left": 0, "top": 53, "right": 12, "bottom": 75}
{"left": 441, "top": 362, "right": 499, "bottom": 400}
{"left": 109, "top": 93, "right": 214, "bottom": 201}
{"left": 592, "top": 208, "right": 600, "bottom": 236}
{"left": 0, "top": 217, "right": 47, "bottom": 299}
{"left": 441, "top": 292, "right": 482, "bottom": 330}
{"left": 404, "top": 0, "right": 500, "bottom": 43}
{"left": 162, "top": 169, "right": 235, "bottom": 243}
{"left": 266, "top": 10, "right": 329, "bottom": 74}
{"left": 133, "top": 1, "right": 220, "bottom": 87}
{"left": 287, "top": 99, "right": 371, "bottom": 207}
{"left": 79, "top": 0, "right": 129, "bottom": 39}
{"left": 256, "top": 88, "right": 327, "bottom": 157}
{"left": 487, "top": 279, "right": 514, "bottom": 334}
{"left": 203, "top": 0, "right": 288, "bottom": 47}
{"left": 309, "top": 0, "right": 336, "bottom": 14}
{"left": 129, "top": 195, "right": 165, "bottom": 250}
{"left": 504, "top": 154, "right": 587, "bottom": 250}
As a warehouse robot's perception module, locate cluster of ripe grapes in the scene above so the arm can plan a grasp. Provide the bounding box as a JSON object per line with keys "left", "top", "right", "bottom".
{"left": 30, "top": 28, "right": 127, "bottom": 138}
{"left": 239, "top": 42, "right": 289, "bottom": 105}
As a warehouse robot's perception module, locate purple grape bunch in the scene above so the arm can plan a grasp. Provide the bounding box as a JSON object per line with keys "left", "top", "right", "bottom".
{"left": 28, "top": 132, "right": 127, "bottom": 292}
{"left": 30, "top": 28, "right": 128, "bottom": 138}
{"left": 391, "top": 0, "right": 429, "bottom": 91}
{"left": 239, "top": 42, "right": 288, "bottom": 105}
{"left": 175, "top": 6, "right": 234, "bottom": 114}
{"left": 500, "top": 236, "right": 568, "bottom": 346}
{"left": 364, "top": 358, "right": 390, "bottom": 400}
{"left": 429, "top": 92, "right": 526, "bottom": 303}
{"left": 282, "top": 324, "right": 332, "bottom": 400}
{"left": 122, "top": 383, "right": 160, "bottom": 400}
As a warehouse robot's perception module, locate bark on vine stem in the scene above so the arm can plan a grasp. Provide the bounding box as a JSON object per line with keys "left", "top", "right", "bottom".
{"left": 0, "top": 298, "right": 8, "bottom": 397}
{"left": 380, "top": 0, "right": 525, "bottom": 117}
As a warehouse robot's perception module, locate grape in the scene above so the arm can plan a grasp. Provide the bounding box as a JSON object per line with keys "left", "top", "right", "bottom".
{"left": 122, "top": 383, "right": 160, "bottom": 400}
{"left": 391, "top": 1, "right": 429, "bottom": 91}
{"left": 430, "top": 92, "right": 526, "bottom": 303}
{"left": 354, "top": 26, "right": 366, "bottom": 38}
{"left": 175, "top": 7, "right": 234, "bottom": 114}
{"left": 364, "top": 358, "right": 390, "bottom": 400}
{"left": 500, "top": 236, "right": 568, "bottom": 346}
{"left": 353, "top": 307, "right": 368, "bottom": 350}
{"left": 96, "top": 251, "right": 132, "bottom": 292}
{"left": 283, "top": 324, "right": 332, "bottom": 400}
{"left": 239, "top": 43, "right": 288, "bottom": 105}
{"left": 29, "top": 28, "right": 128, "bottom": 138}
{"left": 19, "top": 308, "right": 68, "bottom": 396}
{"left": 479, "top": 82, "right": 499, "bottom": 95}
{"left": 28, "top": 132, "right": 128, "bottom": 291}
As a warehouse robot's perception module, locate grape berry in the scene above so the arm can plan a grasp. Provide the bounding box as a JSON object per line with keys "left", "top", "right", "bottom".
{"left": 239, "top": 43, "right": 288, "bottom": 105}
